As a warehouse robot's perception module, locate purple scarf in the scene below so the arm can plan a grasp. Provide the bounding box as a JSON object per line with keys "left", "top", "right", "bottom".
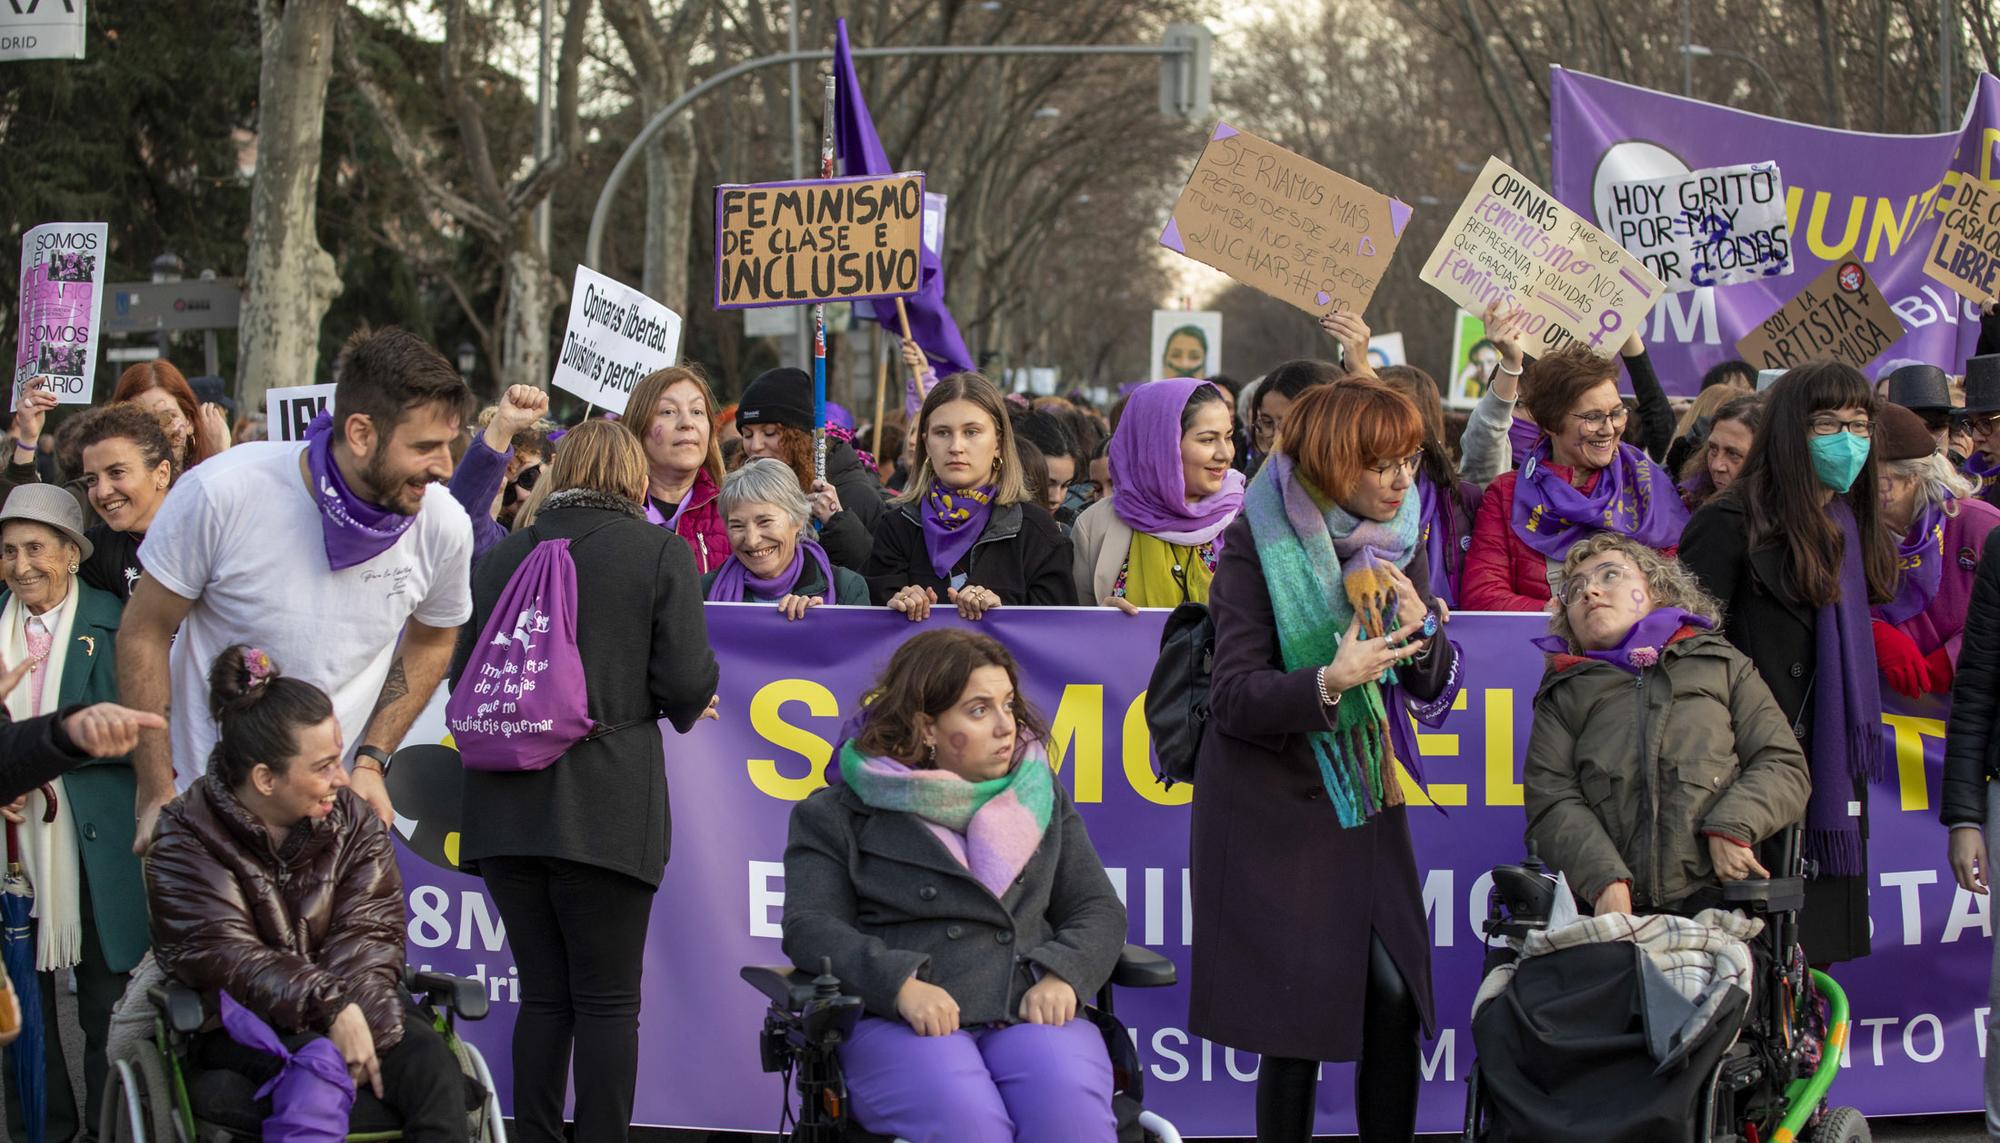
{"left": 1806, "top": 498, "right": 1886, "bottom": 878}
{"left": 921, "top": 483, "right": 996, "bottom": 580}
{"left": 1109, "top": 379, "right": 1245, "bottom": 546}
{"left": 1967, "top": 451, "right": 2000, "bottom": 507}
{"left": 644, "top": 488, "right": 693, "bottom": 529}
{"left": 1510, "top": 439, "right": 1689, "bottom": 561}
{"left": 1416, "top": 474, "right": 1455, "bottom": 609}
{"left": 1507, "top": 418, "right": 1543, "bottom": 469}
{"left": 1533, "top": 607, "right": 1711, "bottom": 673}
{"left": 1877, "top": 499, "right": 1949, "bottom": 625}
{"left": 303, "top": 410, "right": 416, "bottom": 571}
{"left": 708, "top": 539, "right": 834, "bottom": 602}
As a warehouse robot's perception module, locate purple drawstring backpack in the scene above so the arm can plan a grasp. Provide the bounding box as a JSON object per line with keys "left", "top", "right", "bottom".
{"left": 218, "top": 992, "right": 354, "bottom": 1143}
{"left": 447, "top": 521, "right": 635, "bottom": 772}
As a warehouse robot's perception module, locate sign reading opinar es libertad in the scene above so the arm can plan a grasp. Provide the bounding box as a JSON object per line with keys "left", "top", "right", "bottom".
{"left": 1423, "top": 157, "right": 1664, "bottom": 358}
{"left": 714, "top": 172, "right": 926, "bottom": 310}
{"left": 1160, "top": 122, "right": 1411, "bottom": 317}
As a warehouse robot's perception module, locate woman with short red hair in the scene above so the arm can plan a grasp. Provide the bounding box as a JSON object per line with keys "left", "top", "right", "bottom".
{"left": 111, "top": 360, "right": 227, "bottom": 471}
{"left": 1189, "top": 378, "right": 1463, "bottom": 1142}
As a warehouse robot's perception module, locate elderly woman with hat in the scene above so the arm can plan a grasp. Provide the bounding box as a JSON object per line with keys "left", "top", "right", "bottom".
{"left": 0, "top": 484, "right": 146, "bottom": 1143}
{"left": 1872, "top": 402, "right": 2000, "bottom": 699}
{"left": 736, "top": 367, "right": 887, "bottom": 570}
{"left": 1961, "top": 354, "right": 2000, "bottom": 508}
{"left": 703, "top": 458, "right": 871, "bottom": 617}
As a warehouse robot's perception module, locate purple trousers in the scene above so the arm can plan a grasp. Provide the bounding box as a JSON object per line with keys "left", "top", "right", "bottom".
{"left": 837, "top": 1015, "right": 1118, "bottom": 1143}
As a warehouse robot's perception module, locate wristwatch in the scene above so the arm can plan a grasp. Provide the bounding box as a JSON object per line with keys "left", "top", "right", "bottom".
{"left": 354, "top": 746, "right": 393, "bottom": 776}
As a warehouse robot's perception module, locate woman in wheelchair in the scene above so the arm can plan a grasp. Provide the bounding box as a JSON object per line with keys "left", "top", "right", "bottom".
{"left": 781, "top": 628, "right": 1128, "bottom": 1143}
{"left": 142, "top": 646, "right": 468, "bottom": 1142}
{"left": 1523, "top": 534, "right": 1812, "bottom": 916}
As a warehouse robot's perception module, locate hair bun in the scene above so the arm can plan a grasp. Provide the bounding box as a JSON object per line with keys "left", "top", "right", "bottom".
{"left": 206, "top": 644, "right": 282, "bottom": 722}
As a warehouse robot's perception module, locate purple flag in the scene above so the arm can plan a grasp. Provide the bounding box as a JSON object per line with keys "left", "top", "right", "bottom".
{"left": 833, "top": 18, "right": 977, "bottom": 413}
{"left": 1551, "top": 68, "right": 2000, "bottom": 393}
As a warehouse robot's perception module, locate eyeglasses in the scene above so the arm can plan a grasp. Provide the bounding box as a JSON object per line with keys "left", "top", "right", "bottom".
{"left": 1567, "top": 407, "right": 1630, "bottom": 433}
{"left": 1560, "top": 562, "right": 1633, "bottom": 605}
{"left": 1965, "top": 414, "right": 2000, "bottom": 436}
{"left": 1808, "top": 415, "right": 1873, "bottom": 438}
{"left": 1367, "top": 451, "right": 1424, "bottom": 480}
{"left": 1253, "top": 416, "right": 1280, "bottom": 436}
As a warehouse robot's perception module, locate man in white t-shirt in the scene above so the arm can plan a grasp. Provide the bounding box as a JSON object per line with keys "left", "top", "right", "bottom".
{"left": 121, "top": 329, "right": 476, "bottom": 851}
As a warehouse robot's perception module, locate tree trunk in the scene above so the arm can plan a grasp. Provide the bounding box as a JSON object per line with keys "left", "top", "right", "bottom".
{"left": 501, "top": 236, "right": 556, "bottom": 393}
{"left": 237, "top": 0, "right": 344, "bottom": 406}
{"left": 640, "top": 106, "right": 698, "bottom": 317}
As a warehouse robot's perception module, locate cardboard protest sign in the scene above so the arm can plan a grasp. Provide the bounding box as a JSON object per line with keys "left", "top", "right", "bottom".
{"left": 1734, "top": 259, "right": 1907, "bottom": 371}
{"left": 266, "top": 383, "right": 339, "bottom": 443}
{"left": 14, "top": 222, "right": 108, "bottom": 406}
{"left": 1160, "top": 123, "right": 1409, "bottom": 317}
{"left": 1924, "top": 177, "right": 2000, "bottom": 304}
{"left": 1604, "top": 161, "right": 1792, "bottom": 291}
{"left": 1151, "top": 311, "right": 1222, "bottom": 379}
{"left": 553, "top": 266, "right": 682, "bottom": 415}
{"left": 1423, "top": 158, "right": 1664, "bottom": 359}
{"left": 714, "top": 173, "right": 925, "bottom": 310}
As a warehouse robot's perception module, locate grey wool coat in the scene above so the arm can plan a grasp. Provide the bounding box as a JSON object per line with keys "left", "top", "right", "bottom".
{"left": 781, "top": 778, "right": 1127, "bottom": 1025}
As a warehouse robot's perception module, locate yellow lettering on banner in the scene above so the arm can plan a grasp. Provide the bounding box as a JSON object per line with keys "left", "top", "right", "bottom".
{"left": 1983, "top": 128, "right": 2000, "bottom": 183}
{"left": 1047, "top": 684, "right": 1104, "bottom": 803}
{"left": 1486, "top": 689, "right": 1523, "bottom": 807}
{"left": 1881, "top": 712, "right": 1945, "bottom": 813}
{"left": 1398, "top": 691, "right": 1470, "bottom": 807}
{"left": 1802, "top": 190, "right": 1866, "bottom": 260}
{"left": 1864, "top": 193, "right": 1923, "bottom": 262}
{"left": 747, "top": 679, "right": 838, "bottom": 801}
{"left": 1123, "top": 694, "right": 1190, "bottom": 806}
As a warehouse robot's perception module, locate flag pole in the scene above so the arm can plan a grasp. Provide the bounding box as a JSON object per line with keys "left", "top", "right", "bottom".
{"left": 813, "top": 73, "right": 836, "bottom": 486}
{"left": 871, "top": 330, "right": 889, "bottom": 462}
{"left": 894, "top": 297, "right": 935, "bottom": 399}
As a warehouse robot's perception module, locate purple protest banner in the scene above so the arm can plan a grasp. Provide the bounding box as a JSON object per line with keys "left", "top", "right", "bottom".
{"left": 1551, "top": 68, "right": 2000, "bottom": 392}
{"left": 395, "top": 605, "right": 1984, "bottom": 1135}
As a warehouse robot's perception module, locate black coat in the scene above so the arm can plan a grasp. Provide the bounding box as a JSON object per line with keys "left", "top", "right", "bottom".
{"left": 1187, "top": 515, "right": 1456, "bottom": 1061}
{"left": 450, "top": 491, "right": 720, "bottom": 887}
{"left": 0, "top": 707, "right": 94, "bottom": 802}
{"left": 1943, "top": 528, "right": 2000, "bottom": 827}
{"left": 862, "top": 500, "right": 1077, "bottom": 607}
{"left": 815, "top": 439, "right": 887, "bottom": 570}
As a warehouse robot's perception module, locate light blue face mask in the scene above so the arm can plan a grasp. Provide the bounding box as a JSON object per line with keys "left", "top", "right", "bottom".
{"left": 1809, "top": 429, "right": 1871, "bottom": 493}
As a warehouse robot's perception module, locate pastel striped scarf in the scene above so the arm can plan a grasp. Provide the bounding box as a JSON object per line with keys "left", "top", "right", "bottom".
{"left": 839, "top": 739, "right": 1054, "bottom": 899}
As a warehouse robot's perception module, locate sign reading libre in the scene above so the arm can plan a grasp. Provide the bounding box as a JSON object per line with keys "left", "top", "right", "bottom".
{"left": 1160, "top": 122, "right": 1409, "bottom": 317}
{"left": 1423, "top": 157, "right": 1663, "bottom": 358}
{"left": 714, "top": 172, "right": 925, "bottom": 310}
{"left": 1735, "top": 259, "right": 1907, "bottom": 371}
{"left": 1924, "top": 177, "right": 2000, "bottom": 304}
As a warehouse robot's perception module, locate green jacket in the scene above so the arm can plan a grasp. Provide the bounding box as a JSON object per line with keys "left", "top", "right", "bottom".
{"left": 3, "top": 584, "right": 147, "bottom": 972}
{"left": 1523, "top": 629, "right": 1811, "bottom": 911}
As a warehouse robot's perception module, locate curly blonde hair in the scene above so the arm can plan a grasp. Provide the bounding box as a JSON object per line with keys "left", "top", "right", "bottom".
{"left": 1545, "top": 533, "right": 1722, "bottom": 651}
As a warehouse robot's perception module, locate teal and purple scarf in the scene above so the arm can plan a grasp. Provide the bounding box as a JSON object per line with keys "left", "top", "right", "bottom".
{"left": 839, "top": 738, "right": 1054, "bottom": 899}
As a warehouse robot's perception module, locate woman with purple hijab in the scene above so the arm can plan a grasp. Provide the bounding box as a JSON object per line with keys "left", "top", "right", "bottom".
{"left": 1070, "top": 380, "right": 1243, "bottom": 610}
{"left": 1682, "top": 362, "right": 1900, "bottom": 964}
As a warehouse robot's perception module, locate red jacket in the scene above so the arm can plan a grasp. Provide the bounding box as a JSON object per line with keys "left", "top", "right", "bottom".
{"left": 659, "top": 467, "right": 729, "bottom": 575}
{"left": 1462, "top": 466, "right": 1679, "bottom": 612}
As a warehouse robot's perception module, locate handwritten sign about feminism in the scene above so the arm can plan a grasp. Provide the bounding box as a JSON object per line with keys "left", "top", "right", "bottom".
{"left": 1604, "top": 161, "right": 1793, "bottom": 291}
{"left": 1423, "top": 157, "right": 1664, "bottom": 358}
{"left": 714, "top": 173, "right": 925, "bottom": 310}
{"left": 1924, "top": 176, "right": 2000, "bottom": 304}
{"left": 552, "top": 266, "right": 683, "bottom": 415}
{"left": 1160, "top": 122, "right": 1410, "bottom": 317}
{"left": 1735, "top": 259, "right": 1906, "bottom": 371}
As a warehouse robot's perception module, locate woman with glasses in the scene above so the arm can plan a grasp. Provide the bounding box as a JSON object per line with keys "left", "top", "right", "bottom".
{"left": 1960, "top": 354, "right": 2000, "bottom": 508}
{"left": 1071, "top": 380, "right": 1243, "bottom": 611}
{"left": 1244, "top": 360, "right": 1342, "bottom": 477}
{"left": 1463, "top": 345, "right": 1689, "bottom": 611}
{"left": 1189, "top": 379, "right": 1462, "bottom": 1143}
{"left": 1681, "top": 362, "right": 1898, "bottom": 965}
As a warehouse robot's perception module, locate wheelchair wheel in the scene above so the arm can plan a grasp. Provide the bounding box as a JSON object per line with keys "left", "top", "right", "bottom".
{"left": 454, "top": 1037, "right": 509, "bottom": 1143}
{"left": 100, "top": 1042, "right": 180, "bottom": 1143}
{"left": 1805, "top": 1106, "right": 1870, "bottom": 1143}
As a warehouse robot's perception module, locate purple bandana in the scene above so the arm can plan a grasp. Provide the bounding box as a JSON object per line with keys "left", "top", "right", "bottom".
{"left": 644, "top": 488, "right": 694, "bottom": 529}
{"left": 708, "top": 539, "right": 835, "bottom": 602}
{"left": 1877, "top": 499, "right": 1949, "bottom": 625}
{"left": 1967, "top": 451, "right": 2000, "bottom": 506}
{"left": 921, "top": 483, "right": 996, "bottom": 580}
{"left": 1507, "top": 418, "right": 1543, "bottom": 469}
{"left": 1109, "top": 379, "right": 1245, "bottom": 546}
{"left": 1533, "top": 607, "right": 1711, "bottom": 673}
{"left": 1510, "top": 438, "right": 1689, "bottom": 561}
{"left": 303, "top": 410, "right": 417, "bottom": 571}
{"left": 1416, "top": 474, "right": 1453, "bottom": 609}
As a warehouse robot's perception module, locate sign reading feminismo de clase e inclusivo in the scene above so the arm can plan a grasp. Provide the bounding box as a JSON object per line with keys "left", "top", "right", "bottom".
{"left": 392, "top": 607, "right": 1984, "bottom": 1136}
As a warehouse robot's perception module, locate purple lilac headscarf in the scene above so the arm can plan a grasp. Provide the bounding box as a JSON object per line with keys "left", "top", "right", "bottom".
{"left": 1109, "top": 379, "right": 1245, "bottom": 546}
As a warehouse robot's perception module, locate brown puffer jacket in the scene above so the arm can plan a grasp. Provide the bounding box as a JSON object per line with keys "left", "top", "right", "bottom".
{"left": 146, "top": 776, "right": 407, "bottom": 1050}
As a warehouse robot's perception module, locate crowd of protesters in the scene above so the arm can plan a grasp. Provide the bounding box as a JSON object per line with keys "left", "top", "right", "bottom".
{"left": 0, "top": 297, "right": 1992, "bottom": 1143}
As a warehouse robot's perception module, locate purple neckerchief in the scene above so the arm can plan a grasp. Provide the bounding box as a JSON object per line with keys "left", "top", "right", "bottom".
{"left": 1507, "top": 418, "right": 1543, "bottom": 469}
{"left": 1967, "top": 451, "right": 2000, "bottom": 505}
{"left": 218, "top": 991, "right": 354, "bottom": 1143}
{"left": 1510, "top": 438, "right": 1688, "bottom": 561}
{"left": 1876, "top": 498, "right": 1949, "bottom": 625}
{"left": 1109, "top": 379, "right": 1245, "bottom": 546}
{"left": 1416, "top": 474, "right": 1453, "bottom": 610}
{"left": 1805, "top": 497, "right": 1885, "bottom": 878}
{"left": 921, "top": 482, "right": 995, "bottom": 580}
{"left": 644, "top": 486, "right": 695, "bottom": 529}
{"left": 1533, "top": 607, "right": 1711, "bottom": 673}
{"left": 708, "top": 540, "right": 835, "bottom": 602}
{"left": 303, "top": 410, "right": 416, "bottom": 571}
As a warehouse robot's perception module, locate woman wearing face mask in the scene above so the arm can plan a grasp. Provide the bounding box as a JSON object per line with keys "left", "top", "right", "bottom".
{"left": 1523, "top": 534, "right": 1810, "bottom": 918}
{"left": 736, "top": 367, "right": 887, "bottom": 570}
{"left": 619, "top": 365, "right": 730, "bottom": 574}
{"left": 70, "top": 405, "right": 176, "bottom": 601}
{"left": 1868, "top": 402, "right": 2000, "bottom": 699}
{"left": 1681, "top": 361, "right": 1898, "bottom": 965}
{"left": 863, "top": 374, "right": 1076, "bottom": 620}
{"left": 704, "top": 459, "right": 870, "bottom": 618}
{"left": 1677, "top": 394, "right": 1763, "bottom": 512}
{"left": 1071, "top": 380, "right": 1242, "bottom": 612}
{"left": 1463, "top": 345, "right": 1689, "bottom": 612}
{"left": 1190, "top": 380, "right": 1462, "bottom": 1143}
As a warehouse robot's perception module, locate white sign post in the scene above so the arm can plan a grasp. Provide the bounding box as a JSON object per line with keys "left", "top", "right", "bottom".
{"left": 552, "top": 266, "right": 682, "bottom": 415}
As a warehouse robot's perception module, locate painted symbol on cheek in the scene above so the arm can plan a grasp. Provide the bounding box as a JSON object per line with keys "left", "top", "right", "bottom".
{"left": 948, "top": 731, "right": 969, "bottom": 752}
{"left": 1630, "top": 589, "right": 1646, "bottom": 605}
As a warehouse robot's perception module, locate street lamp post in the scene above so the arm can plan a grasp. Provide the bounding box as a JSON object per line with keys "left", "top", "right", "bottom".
{"left": 150, "top": 251, "right": 183, "bottom": 358}
{"left": 1680, "top": 44, "right": 1788, "bottom": 118}
{"left": 456, "top": 341, "right": 478, "bottom": 387}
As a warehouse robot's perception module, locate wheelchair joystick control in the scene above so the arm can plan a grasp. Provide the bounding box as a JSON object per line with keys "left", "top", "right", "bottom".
{"left": 812, "top": 958, "right": 842, "bottom": 1001}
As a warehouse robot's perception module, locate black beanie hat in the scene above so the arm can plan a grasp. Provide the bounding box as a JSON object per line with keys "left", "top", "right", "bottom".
{"left": 737, "top": 368, "right": 814, "bottom": 432}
